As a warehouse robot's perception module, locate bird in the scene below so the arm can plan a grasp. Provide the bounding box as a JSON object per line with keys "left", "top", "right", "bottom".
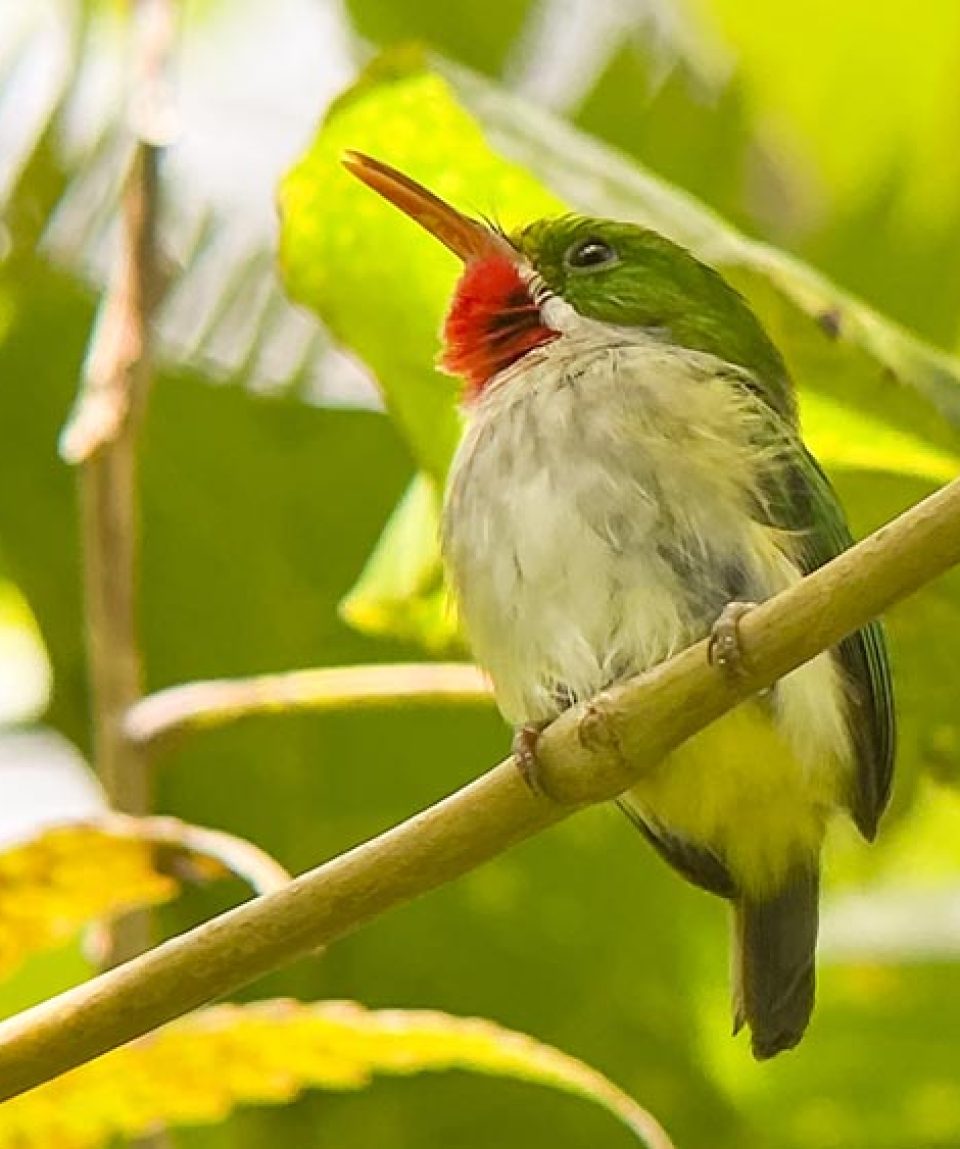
{"left": 343, "top": 151, "right": 895, "bottom": 1060}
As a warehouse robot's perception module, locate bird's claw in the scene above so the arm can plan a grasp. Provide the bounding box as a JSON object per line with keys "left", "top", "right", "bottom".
{"left": 708, "top": 600, "right": 758, "bottom": 675}
{"left": 512, "top": 723, "right": 548, "bottom": 795}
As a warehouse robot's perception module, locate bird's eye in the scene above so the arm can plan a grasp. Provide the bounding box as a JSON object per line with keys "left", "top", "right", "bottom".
{"left": 565, "top": 237, "right": 618, "bottom": 270}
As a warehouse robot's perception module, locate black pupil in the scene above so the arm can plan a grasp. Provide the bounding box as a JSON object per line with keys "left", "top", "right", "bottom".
{"left": 570, "top": 239, "right": 615, "bottom": 268}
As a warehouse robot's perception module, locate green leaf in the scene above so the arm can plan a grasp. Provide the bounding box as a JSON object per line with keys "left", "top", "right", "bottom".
{"left": 802, "top": 393, "right": 960, "bottom": 485}
{"left": 0, "top": 999, "right": 673, "bottom": 1149}
{"left": 0, "top": 581, "right": 50, "bottom": 724}
{"left": 339, "top": 473, "right": 463, "bottom": 651}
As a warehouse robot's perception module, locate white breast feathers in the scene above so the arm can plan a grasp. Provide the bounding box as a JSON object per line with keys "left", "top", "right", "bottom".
{"left": 441, "top": 330, "right": 849, "bottom": 778}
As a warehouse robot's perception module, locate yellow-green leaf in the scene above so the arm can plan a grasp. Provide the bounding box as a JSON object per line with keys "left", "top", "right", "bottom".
{"left": 0, "top": 582, "right": 50, "bottom": 724}
{"left": 802, "top": 393, "right": 960, "bottom": 484}
{"left": 0, "top": 999, "right": 674, "bottom": 1149}
{"left": 0, "top": 818, "right": 289, "bottom": 979}
{"left": 338, "top": 473, "right": 463, "bottom": 650}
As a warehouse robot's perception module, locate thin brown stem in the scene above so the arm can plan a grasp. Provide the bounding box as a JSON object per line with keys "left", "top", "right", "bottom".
{"left": 0, "top": 475, "right": 957, "bottom": 1102}
{"left": 58, "top": 0, "right": 172, "bottom": 982}
{"left": 80, "top": 432, "right": 151, "bottom": 961}
{"left": 62, "top": 11, "right": 175, "bottom": 1148}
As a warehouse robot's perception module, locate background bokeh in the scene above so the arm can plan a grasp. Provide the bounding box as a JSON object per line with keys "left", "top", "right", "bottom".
{"left": 2, "top": 2, "right": 960, "bottom": 1147}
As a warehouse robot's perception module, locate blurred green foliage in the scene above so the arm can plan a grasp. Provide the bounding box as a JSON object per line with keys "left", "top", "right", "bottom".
{"left": 3, "top": 2, "right": 960, "bottom": 1148}
{"left": 344, "top": 0, "right": 535, "bottom": 77}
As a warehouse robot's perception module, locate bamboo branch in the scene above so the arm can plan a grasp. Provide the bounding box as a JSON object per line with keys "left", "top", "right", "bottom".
{"left": 124, "top": 663, "right": 493, "bottom": 747}
{"left": 0, "top": 476, "right": 957, "bottom": 1102}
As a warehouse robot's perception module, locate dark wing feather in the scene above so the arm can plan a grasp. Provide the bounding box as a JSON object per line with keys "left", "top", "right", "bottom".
{"left": 617, "top": 798, "right": 739, "bottom": 899}
{"left": 776, "top": 447, "right": 896, "bottom": 838}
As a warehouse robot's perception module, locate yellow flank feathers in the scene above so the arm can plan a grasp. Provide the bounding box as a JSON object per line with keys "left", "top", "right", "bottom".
{"left": 627, "top": 699, "right": 843, "bottom": 898}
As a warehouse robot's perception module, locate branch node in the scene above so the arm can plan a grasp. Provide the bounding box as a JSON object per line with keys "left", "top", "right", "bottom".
{"left": 577, "top": 692, "right": 627, "bottom": 759}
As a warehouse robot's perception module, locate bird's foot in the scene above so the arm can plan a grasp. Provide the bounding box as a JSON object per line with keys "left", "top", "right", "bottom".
{"left": 708, "top": 600, "right": 758, "bottom": 675}
{"left": 512, "top": 722, "right": 549, "bottom": 795}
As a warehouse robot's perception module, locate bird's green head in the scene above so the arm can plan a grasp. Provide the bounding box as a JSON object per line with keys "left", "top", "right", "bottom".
{"left": 344, "top": 153, "right": 791, "bottom": 413}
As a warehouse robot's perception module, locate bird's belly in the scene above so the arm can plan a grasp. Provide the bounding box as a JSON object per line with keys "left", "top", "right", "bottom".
{"left": 450, "top": 465, "right": 849, "bottom": 889}
{"left": 627, "top": 702, "right": 841, "bottom": 897}
{"left": 442, "top": 344, "right": 853, "bottom": 875}
{"left": 447, "top": 471, "right": 698, "bottom": 724}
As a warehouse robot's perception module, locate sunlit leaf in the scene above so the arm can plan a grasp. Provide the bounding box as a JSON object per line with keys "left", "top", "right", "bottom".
{"left": 0, "top": 999, "right": 674, "bottom": 1149}
{"left": 0, "top": 817, "right": 288, "bottom": 979}
{"left": 0, "top": 580, "right": 50, "bottom": 724}
{"left": 0, "top": 823, "right": 171, "bottom": 980}
{"left": 802, "top": 393, "right": 960, "bottom": 484}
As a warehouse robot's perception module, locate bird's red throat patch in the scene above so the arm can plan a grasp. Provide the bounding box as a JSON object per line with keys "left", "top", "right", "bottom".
{"left": 441, "top": 254, "right": 559, "bottom": 399}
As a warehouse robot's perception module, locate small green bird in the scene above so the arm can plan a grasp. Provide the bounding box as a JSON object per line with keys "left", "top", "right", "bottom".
{"left": 345, "top": 153, "right": 896, "bottom": 1059}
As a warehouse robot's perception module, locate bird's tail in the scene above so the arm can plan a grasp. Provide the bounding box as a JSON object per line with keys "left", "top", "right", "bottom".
{"left": 732, "top": 865, "right": 820, "bottom": 1060}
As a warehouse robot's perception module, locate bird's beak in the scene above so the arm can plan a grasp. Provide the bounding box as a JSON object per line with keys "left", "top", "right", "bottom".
{"left": 342, "top": 151, "right": 510, "bottom": 263}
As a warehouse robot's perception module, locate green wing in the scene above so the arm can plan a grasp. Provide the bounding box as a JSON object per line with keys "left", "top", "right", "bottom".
{"left": 779, "top": 447, "right": 896, "bottom": 839}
